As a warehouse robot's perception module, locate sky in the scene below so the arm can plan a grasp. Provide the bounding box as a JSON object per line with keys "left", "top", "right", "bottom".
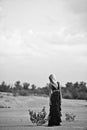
{"left": 0, "top": 0, "right": 87, "bottom": 87}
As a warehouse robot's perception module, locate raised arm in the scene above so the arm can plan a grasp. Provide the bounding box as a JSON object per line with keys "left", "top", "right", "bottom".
{"left": 48, "top": 83, "right": 52, "bottom": 105}
{"left": 57, "top": 82, "right": 62, "bottom": 102}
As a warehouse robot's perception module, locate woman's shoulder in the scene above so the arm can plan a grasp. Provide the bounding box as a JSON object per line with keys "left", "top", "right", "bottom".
{"left": 49, "top": 83, "right": 53, "bottom": 89}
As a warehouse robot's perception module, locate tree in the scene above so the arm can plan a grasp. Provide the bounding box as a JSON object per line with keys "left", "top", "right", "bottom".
{"left": 79, "top": 81, "right": 87, "bottom": 92}
{"left": 0, "top": 81, "right": 10, "bottom": 92}
{"left": 31, "top": 84, "right": 36, "bottom": 90}
{"left": 66, "top": 82, "right": 73, "bottom": 88}
{"left": 65, "top": 82, "right": 73, "bottom": 92}
{"left": 73, "top": 82, "right": 79, "bottom": 89}
{"left": 14, "top": 81, "right": 22, "bottom": 90}
{"left": 23, "top": 82, "right": 30, "bottom": 90}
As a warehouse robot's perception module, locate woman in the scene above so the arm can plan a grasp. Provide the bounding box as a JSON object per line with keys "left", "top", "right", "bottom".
{"left": 48, "top": 74, "right": 62, "bottom": 126}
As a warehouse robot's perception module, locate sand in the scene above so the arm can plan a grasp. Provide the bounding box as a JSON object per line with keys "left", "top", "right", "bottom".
{"left": 0, "top": 92, "right": 87, "bottom": 130}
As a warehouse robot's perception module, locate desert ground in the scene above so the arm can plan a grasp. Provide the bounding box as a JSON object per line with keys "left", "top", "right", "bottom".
{"left": 0, "top": 92, "right": 87, "bottom": 130}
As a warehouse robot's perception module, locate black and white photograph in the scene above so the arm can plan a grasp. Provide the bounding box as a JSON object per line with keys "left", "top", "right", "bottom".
{"left": 0, "top": 0, "right": 87, "bottom": 130}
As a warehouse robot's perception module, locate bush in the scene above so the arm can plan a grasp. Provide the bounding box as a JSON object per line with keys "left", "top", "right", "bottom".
{"left": 18, "top": 89, "right": 29, "bottom": 96}
{"left": 28, "top": 106, "right": 48, "bottom": 125}
{"left": 12, "top": 89, "right": 29, "bottom": 96}
{"left": 63, "top": 91, "right": 73, "bottom": 99}
{"left": 65, "top": 112, "right": 76, "bottom": 121}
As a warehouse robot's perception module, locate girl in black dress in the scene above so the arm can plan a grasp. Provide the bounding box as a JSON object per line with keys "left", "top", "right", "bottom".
{"left": 48, "top": 74, "right": 62, "bottom": 126}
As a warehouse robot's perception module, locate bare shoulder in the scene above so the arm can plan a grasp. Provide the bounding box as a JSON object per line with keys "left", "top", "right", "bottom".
{"left": 48, "top": 83, "right": 52, "bottom": 88}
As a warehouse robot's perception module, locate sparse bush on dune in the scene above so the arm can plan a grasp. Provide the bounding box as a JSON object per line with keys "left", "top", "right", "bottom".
{"left": 28, "top": 106, "right": 48, "bottom": 126}
{"left": 65, "top": 112, "right": 76, "bottom": 121}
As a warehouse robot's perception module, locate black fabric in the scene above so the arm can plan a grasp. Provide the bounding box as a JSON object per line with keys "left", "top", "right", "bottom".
{"left": 48, "top": 90, "right": 62, "bottom": 126}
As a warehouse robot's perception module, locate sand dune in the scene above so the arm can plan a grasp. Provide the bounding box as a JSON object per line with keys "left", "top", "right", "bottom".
{"left": 0, "top": 92, "right": 87, "bottom": 130}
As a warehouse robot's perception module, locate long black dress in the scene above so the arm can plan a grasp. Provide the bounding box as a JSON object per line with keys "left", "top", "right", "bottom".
{"left": 48, "top": 82, "right": 62, "bottom": 126}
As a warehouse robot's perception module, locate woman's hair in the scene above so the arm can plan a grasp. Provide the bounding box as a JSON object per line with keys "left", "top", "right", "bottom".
{"left": 49, "top": 74, "right": 58, "bottom": 87}
{"left": 49, "top": 74, "right": 56, "bottom": 83}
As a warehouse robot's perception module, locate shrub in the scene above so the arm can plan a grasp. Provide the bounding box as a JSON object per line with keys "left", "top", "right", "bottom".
{"left": 12, "top": 89, "right": 29, "bottom": 96}
{"left": 18, "top": 89, "right": 29, "bottom": 96}
{"left": 63, "top": 91, "right": 73, "bottom": 99}
{"left": 65, "top": 112, "right": 76, "bottom": 121}
{"left": 28, "top": 106, "right": 48, "bottom": 125}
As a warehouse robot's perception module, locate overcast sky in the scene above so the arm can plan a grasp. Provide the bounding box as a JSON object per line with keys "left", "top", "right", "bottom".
{"left": 0, "top": 0, "right": 87, "bottom": 87}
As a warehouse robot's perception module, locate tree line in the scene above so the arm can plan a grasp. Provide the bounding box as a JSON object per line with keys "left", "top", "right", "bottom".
{"left": 0, "top": 81, "right": 87, "bottom": 100}
{"left": 62, "top": 81, "right": 87, "bottom": 100}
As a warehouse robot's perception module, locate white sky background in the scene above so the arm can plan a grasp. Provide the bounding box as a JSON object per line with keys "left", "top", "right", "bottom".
{"left": 0, "top": 0, "right": 87, "bottom": 87}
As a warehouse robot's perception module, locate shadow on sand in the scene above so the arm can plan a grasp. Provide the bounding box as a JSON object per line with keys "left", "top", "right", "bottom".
{"left": 0, "top": 124, "right": 49, "bottom": 128}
